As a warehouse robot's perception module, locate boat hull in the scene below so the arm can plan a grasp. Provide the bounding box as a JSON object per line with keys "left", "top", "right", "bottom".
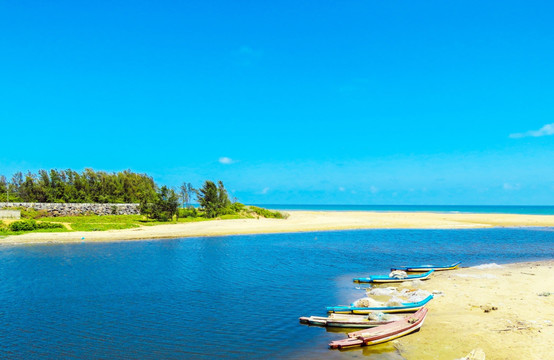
{"left": 391, "top": 261, "right": 462, "bottom": 272}
{"left": 327, "top": 295, "right": 433, "bottom": 314}
{"left": 299, "top": 315, "right": 398, "bottom": 328}
{"left": 353, "top": 270, "right": 434, "bottom": 283}
{"left": 329, "top": 308, "right": 428, "bottom": 349}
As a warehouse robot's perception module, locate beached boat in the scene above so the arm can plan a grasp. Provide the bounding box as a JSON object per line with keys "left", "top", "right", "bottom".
{"left": 353, "top": 269, "right": 434, "bottom": 283}
{"left": 391, "top": 261, "right": 462, "bottom": 272}
{"left": 299, "top": 313, "right": 403, "bottom": 328}
{"left": 326, "top": 294, "right": 433, "bottom": 314}
{"left": 328, "top": 307, "right": 428, "bottom": 349}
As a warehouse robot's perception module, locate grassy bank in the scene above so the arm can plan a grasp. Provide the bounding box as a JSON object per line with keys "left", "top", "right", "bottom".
{"left": 0, "top": 206, "right": 286, "bottom": 236}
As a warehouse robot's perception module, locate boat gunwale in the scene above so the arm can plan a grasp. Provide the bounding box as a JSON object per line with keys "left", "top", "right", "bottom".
{"left": 326, "top": 294, "right": 433, "bottom": 313}
{"left": 353, "top": 270, "right": 434, "bottom": 283}
{"left": 391, "top": 261, "right": 462, "bottom": 272}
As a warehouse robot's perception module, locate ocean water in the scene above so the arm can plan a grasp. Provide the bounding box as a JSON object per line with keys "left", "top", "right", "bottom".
{"left": 255, "top": 204, "right": 554, "bottom": 215}
{"left": 0, "top": 228, "right": 552, "bottom": 359}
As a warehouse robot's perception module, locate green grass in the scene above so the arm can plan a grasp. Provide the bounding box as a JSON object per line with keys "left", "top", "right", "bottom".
{"left": 34, "top": 214, "right": 211, "bottom": 231}
{"left": 1, "top": 206, "right": 286, "bottom": 236}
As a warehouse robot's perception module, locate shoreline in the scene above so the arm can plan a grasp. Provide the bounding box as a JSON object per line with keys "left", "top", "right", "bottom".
{"left": 394, "top": 260, "right": 554, "bottom": 360}
{"left": 1, "top": 210, "right": 554, "bottom": 245}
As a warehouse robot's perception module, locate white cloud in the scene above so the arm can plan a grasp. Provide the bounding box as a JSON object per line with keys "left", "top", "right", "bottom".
{"left": 369, "top": 186, "right": 379, "bottom": 194}
{"left": 338, "top": 186, "right": 345, "bottom": 192}
{"left": 509, "top": 123, "right": 554, "bottom": 138}
{"left": 219, "top": 157, "right": 235, "bottom": 165}
{"left": 261, "top": 187, "right": 270, "bottom": 194}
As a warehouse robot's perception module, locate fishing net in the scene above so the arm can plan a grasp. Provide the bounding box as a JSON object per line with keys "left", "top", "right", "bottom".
{"left": 385, "top": 297, "right": 404, "bottom": 306}
{"left": 367, "top": 287, "right": 398, "bottom": 296}
{"left": 406, "top": 290, "right": 432, "bottom": 303}
{"left": 389, "top": 270, "right": 408, "bottom": 279}
{"left": 353, "top": 297, "right": 383, "bottom": 307}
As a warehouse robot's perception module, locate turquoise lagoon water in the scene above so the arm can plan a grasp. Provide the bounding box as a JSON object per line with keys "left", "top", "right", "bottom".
{"left": 0, "top": 228, "right": 553, "bottom": 359}
{"left": 255, "top": 204, "right": 554, "bottom": 215}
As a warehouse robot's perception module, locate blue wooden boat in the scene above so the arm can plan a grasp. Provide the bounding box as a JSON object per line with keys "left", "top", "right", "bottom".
{"left": 353, "top": 270, "right": 434, "bottom": 283}
{"left": 326, "top": 294, "right": 433, "bottom": 314}
{"left": 391, "top": 261, "right": 462, "bottom": 272}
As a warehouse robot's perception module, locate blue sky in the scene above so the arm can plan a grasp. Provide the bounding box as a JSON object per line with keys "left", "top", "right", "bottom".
{"left": 1, "top": 1, "right": 553, "bottom": 204}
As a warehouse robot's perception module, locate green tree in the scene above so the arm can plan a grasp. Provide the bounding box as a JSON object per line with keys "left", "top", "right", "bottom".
{"left": 149, "top": 186, "right": 180, "bottom": 221}
{"left": 196, "top": 180, "right": 233, "bottom": 218}
{"left": 180, "top": 182, "right": 195, "bottom": 208}
{"left": 0, "top": 168, "right": 158, "bottom": 204}
{"left": 196, "top": 180, "right": 219, "bottom": 218}
{"left": 217, "top": 180, "right": 231, "bottom": 209}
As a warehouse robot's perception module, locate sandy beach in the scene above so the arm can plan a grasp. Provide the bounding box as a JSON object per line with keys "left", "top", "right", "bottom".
{"left": 394, "top": 261, "right": 554, "bottom": 360}
{"left": 1, "top": 210, "right": 554, "bottom": 245}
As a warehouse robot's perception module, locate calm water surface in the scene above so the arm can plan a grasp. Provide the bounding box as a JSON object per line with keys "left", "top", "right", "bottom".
{"left": 1, "top": 228, "right": 553, "bottom": 359}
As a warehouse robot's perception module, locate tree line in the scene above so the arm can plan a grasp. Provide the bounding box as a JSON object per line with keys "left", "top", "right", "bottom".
{"left": 0, "top": 169, "right": 156, "bottom": 204}
{"left": 0, "top": 169, "right": 243, "bottom": 221}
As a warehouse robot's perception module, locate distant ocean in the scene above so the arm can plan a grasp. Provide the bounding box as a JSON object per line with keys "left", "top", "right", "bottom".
{"left": 254, "top": 204, "right": 554, "bottom": 215}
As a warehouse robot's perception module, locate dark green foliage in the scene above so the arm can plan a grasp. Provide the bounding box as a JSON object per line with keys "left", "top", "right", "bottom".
{"left": 230, "top": 202, "right": 245, "bottom": 213}
{"left": 196, "top": 181, "right": 220, "bottom": 218}
{"left": 248, "top": 206, "right": 286, "bottom": 219}
{"left": 178, "top": 207, "right": 198, "bottom": 218}
{"left": 196, "top": 180, "right": 234, "bottom": 218}
{"left": 0, "top": 169, "right": 157, "bottom": 204}
{"left": 142, "top": 186, "right": 180, "bottom": 221}
{"left": 9, "top": 220, "right": 36, "bottom": 231}
{"left": 8, "top": 220, "right": 64, "bottom": 232}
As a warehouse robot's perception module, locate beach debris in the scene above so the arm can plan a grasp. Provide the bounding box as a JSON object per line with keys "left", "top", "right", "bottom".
{"left": 480, "top": 305, "right": 498, "bottom": 313}
{"left": 537, "top": 292, "right": 551, "bottom": 297}
{"left": 455, "top": 348, "right": 485, "bottom": 360}
{"left": 493, "top": 320, "right": 534, "bottom": 332}
{"left": 432, "top": 290, "right": 444, "bottom": 296}
{"left": 389, "top": 270, "right": 408, "bottom": 279}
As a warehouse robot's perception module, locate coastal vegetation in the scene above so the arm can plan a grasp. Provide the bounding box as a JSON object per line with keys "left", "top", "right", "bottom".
{"left": 0, "top": 169, "right": 286, "bottom": 236}
{"left": 0, "top": 169, "right": 156, "bottom": 203}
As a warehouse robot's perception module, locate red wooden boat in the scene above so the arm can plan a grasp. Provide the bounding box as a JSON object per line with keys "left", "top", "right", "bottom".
{"left": 328, "top": 307, "right": 428, "bottom": 349}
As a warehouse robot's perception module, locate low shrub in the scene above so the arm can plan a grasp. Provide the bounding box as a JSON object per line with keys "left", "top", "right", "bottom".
{"left": 248, "top": 206, "right": 286, "bottom": 219}
{"left": 21, "top": 208, "right": 49, "bottom": 219}
{"left": 178, "top": 208, "right": 198, "bottom": 218}
{"left": 36, "top": 222, "right": 65, "bottom": 230}
{"left": 9, "top": 220, "right": 37, "bottom": 231}
{"left": 9, "top": 220, "right": 64, "bottom": 232}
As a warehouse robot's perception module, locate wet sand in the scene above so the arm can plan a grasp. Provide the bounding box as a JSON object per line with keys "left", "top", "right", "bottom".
{"left": 395, "top": 261, "right": 554, "bottom": 360}
{"left": 1, "top": 210, "right": 554, "bottom": 245}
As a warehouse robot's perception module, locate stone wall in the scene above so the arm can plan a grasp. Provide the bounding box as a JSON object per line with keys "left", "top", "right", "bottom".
{"left": 0, "top": 202, "right": 140, "bottom": 217}
{"left": 0, "top": 210, "right": 21, "bottom": 219}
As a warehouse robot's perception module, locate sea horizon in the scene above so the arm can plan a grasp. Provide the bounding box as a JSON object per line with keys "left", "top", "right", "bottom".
{"left": 253, "top": 204, "right": 554, "bottom": 215}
